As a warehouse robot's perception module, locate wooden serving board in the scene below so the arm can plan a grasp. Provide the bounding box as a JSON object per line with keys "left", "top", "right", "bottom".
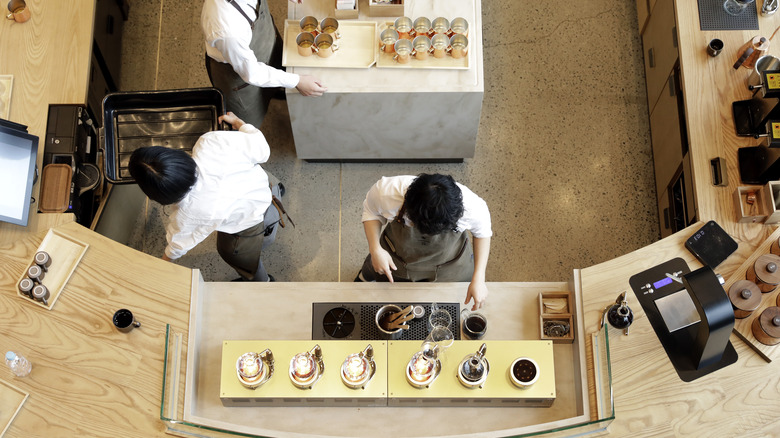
{"left": 375, "top": 22, "right": 469, "bottom": 70}
{"left": 15, "top": 228, "right": 89, "bottom": 310}
{"left": 724, "top": 226, "right": 780, "bottom": 362}
{"left": 0, "top": 378, "right": 29, "bottom": 437}
{"left": 282, "top": 20, "right": 377, "bottom": 68}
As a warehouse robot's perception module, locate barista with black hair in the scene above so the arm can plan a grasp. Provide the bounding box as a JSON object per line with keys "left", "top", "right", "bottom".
{"left": 128, "top": 112, "right": 283, "bottom": 282}
{"left": 357, "top": 174, "right": 492, "bottom": 310}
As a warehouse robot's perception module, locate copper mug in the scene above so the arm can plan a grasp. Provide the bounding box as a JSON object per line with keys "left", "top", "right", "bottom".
{"left": 413, "top": 17, "right": 432, "bottom": 38}
{"left": 299, "top": 15, "right": 319, "bottom": 34}
{"left": 431, "top": 34, "right": 449, "bottom": 59}
{"left": 320, "top": 17, "right": 341, "bottom": 40}
{"left": 450, "top": 34, "right": 469, "bottom": 59}
{"left": 394, "top": 16, "right": 414, "bottom": 40}
{"left": 431, "top": 17, "right": 450, "bottom": 36}
{"left": 412, "top": 36, "right": 432, "bottom": 61}
{"left": 394, "top": 39, "right": 413, "bottom": 64}
{"left": 380, "top": 28, "right": 399, "bottom": 53}
{"left": 6, "top": 0, "right": 30, "bottom": 23}
{"left": 450, "top": 17, "right": 469, "bottom": 36}
{"left": 296, "top": 32, "right": 315, "bottom": 57}
{"left": 313, "top": 33, "right": 339, "bottom": 58}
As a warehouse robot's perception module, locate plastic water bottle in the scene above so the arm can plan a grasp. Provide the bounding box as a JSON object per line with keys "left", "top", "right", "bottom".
{"left": 5, "top": 351, "right": 31, "bottom": 377}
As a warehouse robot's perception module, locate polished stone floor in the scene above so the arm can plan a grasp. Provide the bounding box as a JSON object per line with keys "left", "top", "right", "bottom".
{"left": 120, "top": 0, "right": 659, "bottom": 282}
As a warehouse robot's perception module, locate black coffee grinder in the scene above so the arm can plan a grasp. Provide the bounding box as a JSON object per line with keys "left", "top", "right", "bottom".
{"left": 734, "top": 68, "right": 780, "bottom": 183}
{"left": 628, "top": 258, "right": 737, "bottom": 382}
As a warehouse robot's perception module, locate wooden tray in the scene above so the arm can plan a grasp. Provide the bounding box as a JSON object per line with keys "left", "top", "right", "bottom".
{"left": 282, "top": 20, "right": 377, "bottom": 68}
{"left": 0, "top": 75, "right": 11, "bottom": 119}
{"left": 15, "top": 228, "right": 89, "bottom": 310}
{"left": 376, "top": 22, "right": 469, "bottom": 70}
{"left": 725, "top": 226, "right": 780, "bottom": 362}
{"left": 0, "top": 378, "right": 29, "bottom": 437}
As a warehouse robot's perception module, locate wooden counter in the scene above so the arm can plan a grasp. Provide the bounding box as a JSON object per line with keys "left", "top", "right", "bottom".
{"left": 0, "top": 0, "right": 95, "bottom": 243}
{"left": 0, "top": 222, "right": 192, "bottom": 438}
{"left": 675, "top": 1, "right": 779, "bottom": 248}
{"left": 579, "top": 222, "right": 780, "bottom": 437}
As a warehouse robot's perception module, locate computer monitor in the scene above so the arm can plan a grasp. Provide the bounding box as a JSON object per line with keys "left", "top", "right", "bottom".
{"left": 0, "top": 122, "right": 39, "bottom": 226}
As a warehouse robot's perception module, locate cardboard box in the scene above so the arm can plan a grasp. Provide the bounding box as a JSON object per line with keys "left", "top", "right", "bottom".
{"left": 367, "top": 0, "right": 404, "bottom": 17}
{"left": 334, "top": 0, "right": 358, "bottom": 19}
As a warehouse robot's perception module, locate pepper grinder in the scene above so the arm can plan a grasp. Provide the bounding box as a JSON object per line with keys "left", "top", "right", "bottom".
{"left": 600, "top": 291, "right": 634, "bottom": 335}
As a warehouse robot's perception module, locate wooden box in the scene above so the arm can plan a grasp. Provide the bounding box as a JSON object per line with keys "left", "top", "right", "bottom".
{"left": 763, "top": 181, "right": 780, "bottom": 224}
{"left": 334, "top": 0, "right": 358, "bottom": 19}
{"left": 539, "top": 292, "right": 574, "bottom": 343}
{"left": 367, "top": 0, "right": 404, "bottom": 17}
{"left": 734, "top": 186, "right": 767, "bottom": 223}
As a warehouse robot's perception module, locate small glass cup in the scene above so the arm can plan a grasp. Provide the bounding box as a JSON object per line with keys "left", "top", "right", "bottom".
{"left": 428, "top": 302, "right": 452, "bottom": 328}
{"left": 723, "top": 0, "right": 756, "bottom": 15}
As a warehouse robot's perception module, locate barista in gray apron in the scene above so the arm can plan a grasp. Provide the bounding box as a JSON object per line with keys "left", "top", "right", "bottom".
{"left": 360, "top": 203, "right": 474, "bottom": 282}
{"left": 205, "top": 0, "right": 283, "bottom": 128}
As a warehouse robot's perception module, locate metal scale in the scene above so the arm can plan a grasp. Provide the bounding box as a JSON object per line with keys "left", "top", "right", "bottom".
{"left": 629, "top": 258, "right": 737, "bottom": 382}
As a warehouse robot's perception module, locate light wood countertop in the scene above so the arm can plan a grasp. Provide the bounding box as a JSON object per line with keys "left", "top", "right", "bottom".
{"left": 579, "top": 222, "right": 780, "bottom": 437}
{"left": 0, "top": 0, "right": 94, "bottom": 243}
{"left": 676, "top": 1, "right": 779, "bottom": 246}
{"left": 0, "top": 222, "right": 192, "bottom": 438}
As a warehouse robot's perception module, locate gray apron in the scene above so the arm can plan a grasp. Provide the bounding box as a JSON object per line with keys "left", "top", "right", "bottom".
{"left": 361, "top": 207, "right": 474, "bottom": 282}
{"left": 216, "top": 171, "right": 282, "bottom": 281}
{"left": 206, "top": 0, "right": 283, "bottom": 128}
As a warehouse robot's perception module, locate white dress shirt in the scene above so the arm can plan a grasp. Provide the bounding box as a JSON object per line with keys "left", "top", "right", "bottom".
{"left": 165, "top": 124, "right": 273, "bottom": 260}
{"left": 201, "top": 0, "right": 299, "bottom": 88}
{"left": 361, "top": 175, "right": 493, "bottom": 239}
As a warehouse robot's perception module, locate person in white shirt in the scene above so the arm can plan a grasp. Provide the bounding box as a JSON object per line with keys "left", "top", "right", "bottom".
{"left": 202, "top": 0, "right": 326, "bottom": 128}
{"left": 358, "top": 174, "right": 492, "bottom": 310}
{"left": 128, "top": 112, "right": 283, "bottom": 282}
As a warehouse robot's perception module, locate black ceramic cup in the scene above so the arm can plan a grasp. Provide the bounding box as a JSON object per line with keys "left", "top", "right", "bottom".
{"left": 113, "top": 308, "right": 141, "bottom": 333}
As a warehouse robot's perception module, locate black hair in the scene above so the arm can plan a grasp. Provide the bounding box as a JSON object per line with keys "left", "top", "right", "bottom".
{"left": 128, "top": 146, "right": 197, "bottom": 205}
{"left": 404, "top": 173, "right": 464, "bottom": 235}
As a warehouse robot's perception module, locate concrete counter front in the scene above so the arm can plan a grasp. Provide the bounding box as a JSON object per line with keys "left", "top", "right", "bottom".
{"left": 285, "top": 0, "right": 484, "bottom": 160}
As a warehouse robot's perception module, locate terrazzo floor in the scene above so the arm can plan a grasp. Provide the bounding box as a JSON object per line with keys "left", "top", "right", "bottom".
{"left": 120, "top": 0, "right": 660, "bottom": 283}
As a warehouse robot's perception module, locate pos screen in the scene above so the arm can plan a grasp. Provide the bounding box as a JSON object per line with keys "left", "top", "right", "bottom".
{"left": 0, "top": 124, "right": 38, "bottom": 226}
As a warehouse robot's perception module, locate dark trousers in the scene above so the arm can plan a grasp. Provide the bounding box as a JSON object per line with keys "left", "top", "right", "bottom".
{"left": 215, "top": 180, "right": 282, "bottom": 281}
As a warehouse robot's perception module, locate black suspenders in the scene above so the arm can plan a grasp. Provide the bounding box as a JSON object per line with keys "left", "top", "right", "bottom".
{"left": 227, "top": 0, "right": 260, "bottom": 30}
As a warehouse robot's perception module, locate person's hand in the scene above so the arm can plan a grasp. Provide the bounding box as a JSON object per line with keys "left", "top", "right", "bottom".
{"left": 465, "top": 280, "right": 488, "bottom": 311}
{"left": 219, "top": 112, "right": 245, "bottom": 130}
{"left": 288, "top": 0, "right": 302, "bottom": 3}
{"left": 296, "top": 75, "right": 327, "bottom": 97}
{"left": 162, "top": 254, "right": 172, "bottom": 262}
{"left": 370, "top": 247, "right": 397, "bottom": 282}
